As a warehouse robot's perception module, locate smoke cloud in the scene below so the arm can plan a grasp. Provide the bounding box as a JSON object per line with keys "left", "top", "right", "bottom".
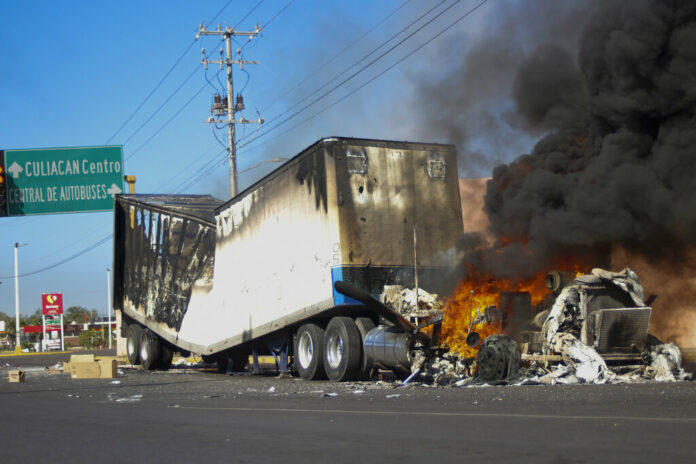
{"left": 483, "top": 0, "right": 696, "bottom": 277}
{"left": 416, "top": 0, "right": 696, "bottom": 277}
{"left": 413, "top": 0, "right": 696, "bottom": 343}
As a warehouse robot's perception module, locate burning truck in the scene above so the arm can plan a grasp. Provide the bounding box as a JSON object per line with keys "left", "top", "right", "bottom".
{"left": 376, "top": 267, "right": 689, "bottom": 385}
{"left": 113, "top": 136, "right": 687, "bottom": 384}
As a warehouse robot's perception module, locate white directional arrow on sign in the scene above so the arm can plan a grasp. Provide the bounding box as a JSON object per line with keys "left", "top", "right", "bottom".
{"left": 7, "top": 161, "right": 23, "bottom": 178}
{"left": 107, "top": 183, "right": 122, "bottom": 198}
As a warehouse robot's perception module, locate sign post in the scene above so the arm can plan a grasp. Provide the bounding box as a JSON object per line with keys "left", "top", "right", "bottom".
{"left": 42, "top": 293, "right": 64, "bottom": 351}
{"left": 1, "top": 146, "right": 123, "bottom": 216}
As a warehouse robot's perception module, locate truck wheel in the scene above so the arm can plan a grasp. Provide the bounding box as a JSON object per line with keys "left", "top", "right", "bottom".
{"left": 139, "top": 330, "right": 161, "bottom": 371}
{"left": 215, "top": 352, "right": 229, "bottom": 373}
{"left": 324, "top": 317, "right": 361, "bottom": 381}
{"left": 126, "top": 324, "right": 143, "bottom": 365}
{"left": 159, "top": 343, "right": 173, "bottom": 370}
{"left": 294, "top": 323, "right": 327, "bottom": 380}
{"left": 354, "top": 317, "right": 376, "bottom": 380}
{"left": 229, "top": 348, "right": 250, "bottom": 372}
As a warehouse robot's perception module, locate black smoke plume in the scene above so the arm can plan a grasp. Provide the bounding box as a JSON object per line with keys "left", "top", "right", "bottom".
{"left": 423, "top": 0, "right": 696, "bottom": 278}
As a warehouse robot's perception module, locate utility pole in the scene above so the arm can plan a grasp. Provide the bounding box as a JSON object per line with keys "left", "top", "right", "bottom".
{"left": 106, "top": 268, "right": 112, "bottom": 349}
{"left": 14, "top": 242, "right": 27, "bottom": 353}
{"left": 197, "top": 24, "right": 264, "bottom": 197}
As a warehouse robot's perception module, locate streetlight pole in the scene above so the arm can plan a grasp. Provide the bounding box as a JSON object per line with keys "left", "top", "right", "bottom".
{"left": 14, "top": 242, "right": 27, "bottom": 353}
{"left": 106, "top": 268, "right": 112, "bottom": 349}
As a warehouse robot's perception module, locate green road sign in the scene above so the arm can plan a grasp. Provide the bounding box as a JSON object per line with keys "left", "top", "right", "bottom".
{"left": 1, "top": 146, "right": 123, "bottom": 216}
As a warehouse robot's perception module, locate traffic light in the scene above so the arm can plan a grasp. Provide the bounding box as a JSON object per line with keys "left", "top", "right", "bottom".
{"left": 0, "top": 150, "right": 6, "bottom": 217}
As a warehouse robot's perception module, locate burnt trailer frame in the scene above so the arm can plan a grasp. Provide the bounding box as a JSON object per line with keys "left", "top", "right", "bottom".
{"left": 113, "top": 137, "right": 464, "bottom": 378}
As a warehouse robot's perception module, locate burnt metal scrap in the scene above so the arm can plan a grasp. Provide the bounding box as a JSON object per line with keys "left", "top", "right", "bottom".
{"left": 366, "top": 267, "right": 691, "bottom": 387}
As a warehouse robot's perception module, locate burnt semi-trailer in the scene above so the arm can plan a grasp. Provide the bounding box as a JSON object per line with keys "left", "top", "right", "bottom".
{"left": 113, "top": 137, "right": 463, "bottom": 380}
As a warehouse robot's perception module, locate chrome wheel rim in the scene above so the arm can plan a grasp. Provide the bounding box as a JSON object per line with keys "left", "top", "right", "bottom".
{"left": 140, "top": 341, "right": 149, "bottom": 362}
{"left": 326, "top": 332, "right": 343, "bottom": 369}
{"left": 297, "top": 332, "right": 313, "bottom": 369}
{"left": 127, "top": 336, "right": 135, "bottom": 356}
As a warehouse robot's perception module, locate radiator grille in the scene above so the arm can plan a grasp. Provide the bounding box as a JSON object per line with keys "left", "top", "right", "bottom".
{"left": 591, "top": 307, "right": 651, "bottom": 353}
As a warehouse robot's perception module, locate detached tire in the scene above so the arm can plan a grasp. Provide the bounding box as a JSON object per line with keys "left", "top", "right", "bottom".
{"left": 294, "top": 323, "right": 326, "bottom": 380}
{"left": 477, "top": 334, "right": 520, "bottom": 382}
{"left": 324, "top": 317, "right": 361, "bottom": 382}
{"left": 126, "top": 324, "right": 144, "bottom": 365}
{"left": 355, "top": 317, "right": 376, "bottom": 380}
{"left": 139, "top": 330, "right": 161, "bottom": 371}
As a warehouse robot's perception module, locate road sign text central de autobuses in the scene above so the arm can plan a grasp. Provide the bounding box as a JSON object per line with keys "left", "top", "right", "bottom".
{"left": 2, "top": 145, "right": 124, "bottom": 216}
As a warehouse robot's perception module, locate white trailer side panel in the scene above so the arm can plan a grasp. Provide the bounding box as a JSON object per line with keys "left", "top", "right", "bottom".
{"left": 177, "top": 147, "right": 340, "bottom": 352}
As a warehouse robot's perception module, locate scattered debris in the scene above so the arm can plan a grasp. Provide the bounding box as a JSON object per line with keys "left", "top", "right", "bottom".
{"left": 323, "top": 392, "right": 338, "bottom": 397}
{"left": 385, "top": 394, "right": 400, "bottom": 398}
{"left": 107, "top": 393, "right": 143, "bottom": 403}
{"left": 380, "top": 285, "right": 443, "bottom": 317}
{"left": 8, "top": 369, "right": 25, "bottom": 383}
{"left": 649, "top": 342, "right": 689, "bottom": 382}
{"left": 173, "top": 357, "right": 197, "bottom": 367}
{"left": 64, "top": 355, "right": 117, "bottom": 379}
{"left": 381, "top": 268, "right": 692, "bottom": 387}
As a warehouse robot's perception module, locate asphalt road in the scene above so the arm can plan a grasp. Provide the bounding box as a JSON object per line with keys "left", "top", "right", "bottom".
{"left": 1, "top": 352, "right": 695, "bottom": 463}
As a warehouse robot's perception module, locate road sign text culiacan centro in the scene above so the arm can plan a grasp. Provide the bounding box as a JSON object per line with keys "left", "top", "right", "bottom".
{"left": 2, "top": 146, "right": 124, "bottom": 216}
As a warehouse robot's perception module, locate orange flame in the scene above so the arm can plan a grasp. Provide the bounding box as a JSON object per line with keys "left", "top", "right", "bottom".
{"left": 441, "top": 258, "right": 588, "bottom": 358}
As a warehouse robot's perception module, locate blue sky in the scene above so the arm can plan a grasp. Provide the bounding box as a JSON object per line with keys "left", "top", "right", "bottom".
{"left": 0, "top": 0, "right": 519, "bottom": 316}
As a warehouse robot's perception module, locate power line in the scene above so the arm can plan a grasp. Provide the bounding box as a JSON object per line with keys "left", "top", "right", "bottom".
{"left": 261, "top": 0, "right": 413, "bottom": 113}
{"left": 0, "top": 234, "right": 112, "bottom": 279}
{"left": 237, "top": 0, "right": 452, "bottom": 148}
{"left": 1, "top": 1, "right": 256, "bottom": 279}
{"left": 238, "top": 0, "right": 463, "bottom": 148}
{"left": 171, "top": 1, "right": 465, "bottom": 192}
{"left": 126, "top": 82, "right": 209, "bottom": 161}
{"left": 241, "top": 0, "right": 490, "bottom": 154}
{"left": 234, "top": 0, "right": 265, "bottom": 28}
{"left": 144, "top": 1, "right": 489, "bottom": 202}
{"left": 121, "top": 60, "right": 212, "bottom": 148}
{"left": 105, "top": 0, "right": 235, "bottom": 144}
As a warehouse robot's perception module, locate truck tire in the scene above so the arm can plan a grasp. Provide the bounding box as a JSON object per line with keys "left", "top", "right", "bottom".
{"left": 354, "top": 317, "right": 376, "bottom": 380}
{"left": 294, "top": 323, "right": 327, "bottom": 380}
{"left": 229, "top": 348, "right": 250, "bottom": 372}
{"left": 215, "top": 352, "right": 229, "bottom": 373}
{"left": 139, "top": 330, "right": 161, "bottom": 371}
{"left": 201, "top": 353, "right": 227, "bottom": 372}
{"left": 477, "top": 334, "right": 520, "bottom": 382}
{"left": 126, "top": 324, "right": 143, "bottom": 365}
{"left": 159, "top": 343, "right": 173, "bottom": 370}
{"left": 324, "top": 317, "right": 362, "bottom": 381}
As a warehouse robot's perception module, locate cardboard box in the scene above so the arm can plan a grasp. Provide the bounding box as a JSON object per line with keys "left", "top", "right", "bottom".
{"left": 9, "top": 369, "right": 25, "bottom": 383}
{"left": 98, "top": 359, "right": 118, "bottom": 378}
{"left": 64, "top": 355, "right": 117, "bottom": 379}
